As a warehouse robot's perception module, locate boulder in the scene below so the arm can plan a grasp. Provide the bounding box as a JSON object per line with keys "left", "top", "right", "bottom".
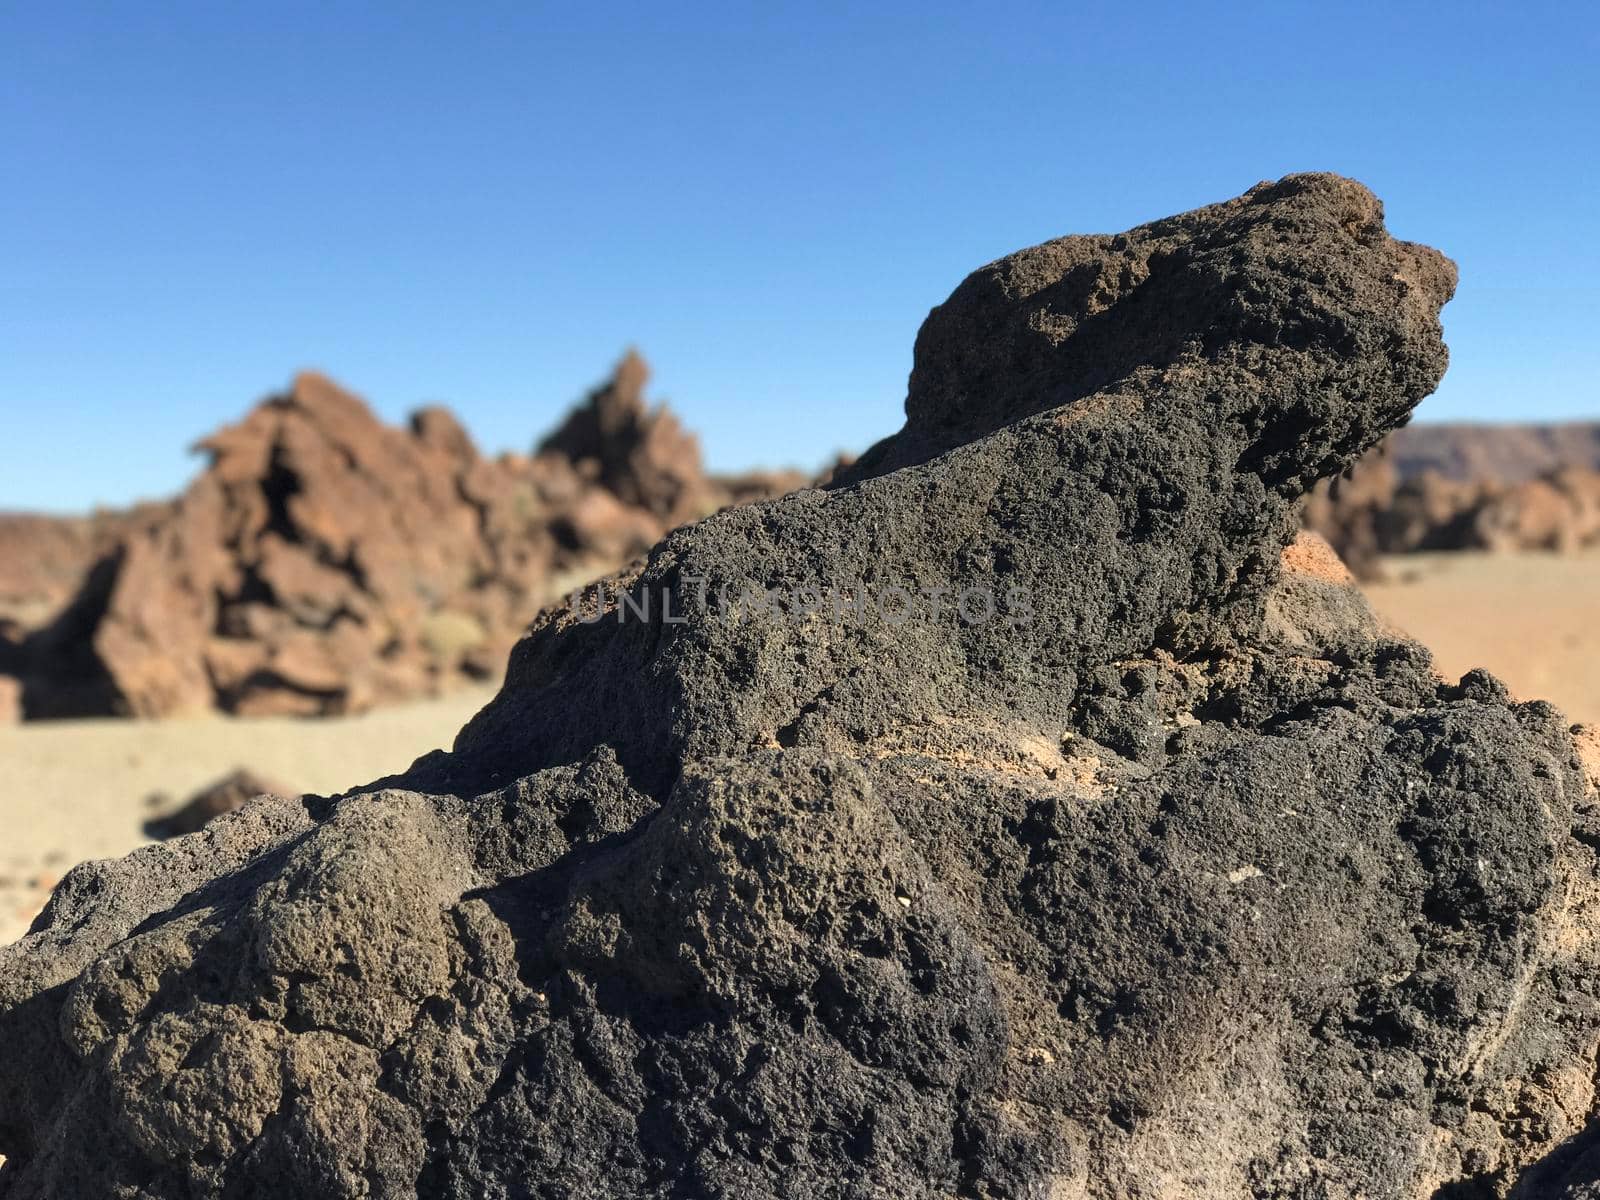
{"left": 8, "top": 175, "right": 1600, "bottom": 1198}
{"left": 145, "top": 768, "right": 303, "bottom": 839}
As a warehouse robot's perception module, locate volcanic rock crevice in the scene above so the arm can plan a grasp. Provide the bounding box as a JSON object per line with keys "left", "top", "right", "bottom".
{"left": 4, "top": 173, "right": 1600, "bottom": 1199}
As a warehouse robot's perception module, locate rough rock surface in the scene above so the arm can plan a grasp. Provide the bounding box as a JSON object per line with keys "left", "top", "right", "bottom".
{"left": 6, "top": 174, "right": 1600, "bottom": 1199}
{"left": 2, "top": 357, "right": 794, "bottom": 720}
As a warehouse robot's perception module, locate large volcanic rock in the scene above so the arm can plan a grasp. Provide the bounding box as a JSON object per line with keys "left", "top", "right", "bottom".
{"left": 2, "top": 356, "right": 774, "bottom": 719}
{"left": 6, "top": 174, "right": 1600, "bottom": 1198}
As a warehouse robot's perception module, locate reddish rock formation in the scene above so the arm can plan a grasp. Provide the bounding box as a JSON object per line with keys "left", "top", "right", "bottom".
{"left": 0, "top": 511, "right": 130, "bottom": 636}
{"left": 1305, "top": 431, "right": 1600, "bottom": 576}
{"left": 1472, "top": 465, "right": 1600, "bottom": 551}
{"left": 2, "top": 356, "right": 806, "bottom": 719}
{"left": 536, "top": 349, "right": 720, "bottom": 526}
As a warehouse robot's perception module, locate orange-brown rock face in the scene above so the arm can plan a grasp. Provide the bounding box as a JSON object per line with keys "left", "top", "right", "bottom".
{"left": 3, "top": 357, "right": 805, "bottom": 718}
{"left": 1304, "top": 426, "right": 1600, "bottom": 576}
{"left": 536, "top": 349, "right": 721, "bottom": 527}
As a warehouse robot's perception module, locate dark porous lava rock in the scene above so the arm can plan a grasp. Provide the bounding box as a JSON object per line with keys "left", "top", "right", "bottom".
{"left": 7, "top": 174, "right": 1600, "bottom": 1199}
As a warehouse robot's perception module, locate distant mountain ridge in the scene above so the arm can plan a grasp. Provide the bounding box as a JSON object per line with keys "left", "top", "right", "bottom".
{"left": 1389, "top": 421, "right": 1600, "bottom": 483}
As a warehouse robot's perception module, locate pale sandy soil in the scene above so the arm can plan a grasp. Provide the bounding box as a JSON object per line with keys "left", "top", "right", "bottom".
{"left": 1365, "top": 550, "right": 1600, "bottom": 728}
{"left": 0, "top": 686, "right": 496, "bottom": 944}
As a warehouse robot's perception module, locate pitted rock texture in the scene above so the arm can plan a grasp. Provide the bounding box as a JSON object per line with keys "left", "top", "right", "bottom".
{"left": 6, "top": 174, "right": 1600, "bottom": 1200}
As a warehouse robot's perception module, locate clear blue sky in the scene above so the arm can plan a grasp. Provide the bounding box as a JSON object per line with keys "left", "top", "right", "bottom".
{"left": 2, "top": 1, "right": 1596, "bottom": 512}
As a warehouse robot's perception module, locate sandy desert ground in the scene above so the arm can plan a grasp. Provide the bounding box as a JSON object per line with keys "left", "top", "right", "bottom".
{"left": 1365, "top": 550, "right": 1600, "bottom": 730}
{"left": 0, "top": 686, "right": 496, "bottom": 943}
{"left": 1, "top": 549, "right": 1596, "bottom": 947}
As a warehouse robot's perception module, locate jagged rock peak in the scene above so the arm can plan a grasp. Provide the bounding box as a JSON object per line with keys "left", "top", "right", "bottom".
{"left": 2, "top": 360, "right": 765, "bottom": 720}
{"left": 537, "top": 349, "right": 713, "bottom": 523}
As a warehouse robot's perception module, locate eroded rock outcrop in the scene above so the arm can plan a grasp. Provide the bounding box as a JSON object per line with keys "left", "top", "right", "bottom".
{"left": 536, "top": 348, "right": 721, "bottom": 526}
{"left": 3, "top": 356, "right": 791, "bottom": 719}
{"left": 5, "top": 174, "right": 1600, "bottom": 1199}
{"left": 1305, "top": 433, "right": 1600, "bottom": 576}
